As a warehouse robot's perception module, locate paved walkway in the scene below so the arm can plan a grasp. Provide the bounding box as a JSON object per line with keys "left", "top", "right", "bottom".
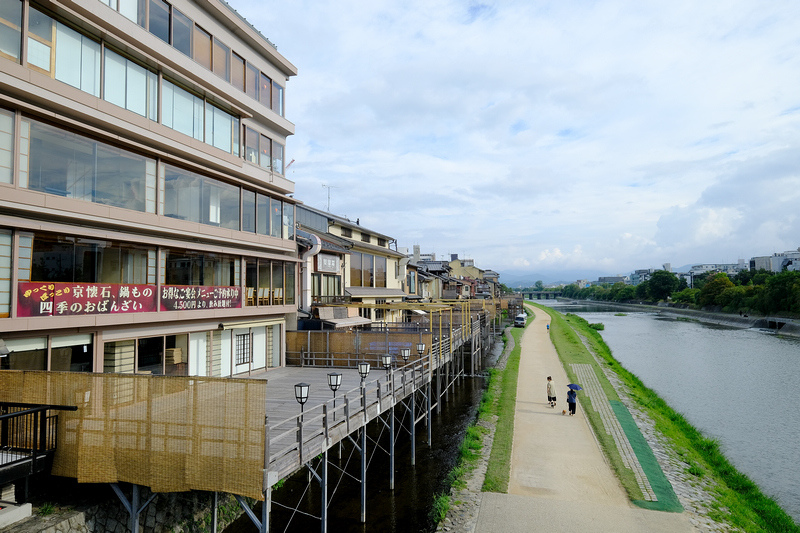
{"left": 474, "top": 311, "right": 698, "bottom": 532}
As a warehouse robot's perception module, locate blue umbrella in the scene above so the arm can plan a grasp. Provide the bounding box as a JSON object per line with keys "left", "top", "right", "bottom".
{"left": 567, "top": 384, "right": 582, "bottom": 391}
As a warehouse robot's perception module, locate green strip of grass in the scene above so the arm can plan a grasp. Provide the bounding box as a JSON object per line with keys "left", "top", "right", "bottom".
{"left": 539, "top": 304, "right": 800, "bottom": 532}
{"left": 482, "top": 317, "right": 526, "bottom": 492}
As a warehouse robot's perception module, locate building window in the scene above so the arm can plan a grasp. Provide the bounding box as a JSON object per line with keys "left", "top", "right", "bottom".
{"left": 193, "top": 25, "right": 212, "bottom": 69}
{"left": 104, "top": 48, "right": 158, "bottom": 120}
{"left": 260, "top": 134, "right": 271, "bottom": 170}
{"left": 27, "top": 233, "right": 153, "bottom": 284}
{"left": 163, "top": 164, "right": 240, "bottom": 230}
{"left": 341, "top": 227, "right": 352, "bottom": 238}
{"left": 270, "top": 198, "right": 282, "bottom": 238}
{"left": 377, "top": 238, "right": 386, "bottom": 247}
{"left": 282, "top": 202, "right": 294, "bottom": 240}
{"left": 28, "top": 9, "right": 101, "bottom": 97}
{"left": 0, "top": 108, "right": 13, "bottom": 184}
{"left": 272, "top": 81, "right": 284, "bottom": 116}
{"left": 172, "top": 8, "right": 192, "bottom": 56}
{"left": 375, "top": 256, "right": 386, "bottom": 288}
{"left": 212, "top": 38, "right": 230, "bottom": 81}
{"left": 362, "top": 254, "right": 374, "bottom": 287}
{"left": 148, "top": 0, "right": 170, "bottom": 44}
{"left": 0, "top": 0, "right": 23, "bottom": 61}
{"left": 350, "top": 251, "right": 362, "bottom": 287}
{"left": 0, "top": 229, "right": 11, "bottom": 318}
{"left": 242, "top": 189, "right": 256, "bottom": 233}
{"left": 164, "top": 250, "right": 238, "bottom": 287}
{"left": 361, "top": 233, "right": 371, "bottom": 243}
{"left": 24, "top": 118, "right": 157, "bottom": 213}
{"left": 272, "top": 141, "right": 284, "bottom": 174}
{"left": 231, "top": 53, "right": 245, "bottom": 92}
{"left": 235, "top": 333, "right": 251, "bottom": 365}
{"left": 162, "top": 79, "right": 204, "bottom": 141}
{"left": 259, "top": 73, "right": 271, "bottom": 108}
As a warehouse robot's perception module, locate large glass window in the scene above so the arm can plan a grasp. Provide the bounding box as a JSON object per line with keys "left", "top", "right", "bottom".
{"left": 375, "top": 256, "right": 387, "bottom": 288}
{"left": 242, "top": 189, "right": 256, "bottom": 233}
{"left": 285, "top": 262, "right": 295, "bottom": 305}
{"left": 283, "top": 202, "right": 294, "bottom": 240}
{"left": 172, "top": 8, "right": 192, "bottom": 56}
{"left": 272, "top": 81, "right": 284, "bottom": 116}
{"left": 51, "top": 334, "right": 93, "bottom": 372}
{"left": 205, "top": 102, "right": 233, "bottom": 153}
{"left": 362, "top": 254, "right": 374, "bottom": 287}
{"left": 256, "top": 193, "right": 269, "bottom": 235}
{"left": 270, "top": 198, "right": 282, "bottom": 238}
{"left": 162, "top": 79, "right": 204, "bottom": 141}
{"left": 25, "top": 118, "right": 156, "bottom": 212}
{"left": 0, "top": 1, "right": 22, "bottom": 61}
{"left": 231, "top": 53, "right": 245, "bottom": 92}
{"left": 0, "top": 230, "right": 10, "bottom": 318}
{"left": 148, "top": 0, "right": 170, "bottom": 43}
{"left": 1, "top": 338, "right": 47, "bottom": 370}
{"left": 103, "top": 0, "right": 147, "bottom": 26}
{"left": 271, "top": 261, "right": 284, "bottom": 304}
{"left": 163, "top": 164, "right": 240, "bottom": 230}
{"left": 27, "top": 8, "right": 53, "bottom": 73}
{"left": 244, "top": 127, "right": 258, "bottom": 164}
{"left": 164, "top": 250, "right": 237, "bottom": 286}
{"left": 29, "top": 233, "right": 152, "bottom": 284}
{"left": 272, "top": 142, "right": 284, "bottom": 174}
{"left": 104, "top": 48, "right": 158, "bottom": 120}
{"left": 259, "top": 135, "right": 271, "bottom": 170}
{"left": 245, "top": 63, "right": 259, "bottom": 100}
{"left": 54, "top": 22, "right": 101, "bottom": 96}
{"left": 212, "top": 38, "right": 230, "bottom": 81}
{"left": 0, "top": 108, "right": 13, "bottom": 184}
{"left": 193, "top": 25, "right": 211, "bottom": 69}
{"left": 245, "top": 259, "right": 257, "bottom": 306}
{"left": 350, "top": 252, "right": 362, "bottom": 287}
{"left": 259, "top": 73, "right": 271, "bottom": 108}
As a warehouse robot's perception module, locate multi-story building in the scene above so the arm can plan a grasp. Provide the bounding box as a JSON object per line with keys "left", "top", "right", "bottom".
{"left": 1, "top": 0, "right": 298, "bottom": 376}
{"left": 750, "top": 251, "right": 800, "bottom": 273}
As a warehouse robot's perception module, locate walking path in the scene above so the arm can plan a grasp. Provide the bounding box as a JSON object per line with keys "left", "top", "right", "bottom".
{"left": 473, "top": 311, "right": 698, "bottom": 532}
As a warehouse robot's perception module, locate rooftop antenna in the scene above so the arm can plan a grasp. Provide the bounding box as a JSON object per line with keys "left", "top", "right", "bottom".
{"left": 321, "top": 184, "right": 339, "bottom": 212}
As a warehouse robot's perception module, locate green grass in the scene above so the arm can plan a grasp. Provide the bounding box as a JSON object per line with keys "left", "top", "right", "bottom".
{"left": 537, "top": 304, "right": 799, "bottom": 533}
{"left": 482, "top": 316, "right": 526, "bottom": 492}
{"left": 429, "top": 493, "right": 451, "bottom": 523}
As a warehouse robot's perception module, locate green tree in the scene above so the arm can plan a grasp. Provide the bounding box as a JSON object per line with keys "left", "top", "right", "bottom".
{"left": 635, "top": 281, "right": 649, "bottom": 299}
{"left": 535, "top": 280, "right": 544, "bottom": 290}
{"left": 647, "top": 270, "right": 680, "bottom": 301}
{"left": 698, "top": 273, "right": 734, "bottom": 307}
{"left": 615, "top": 285, "right": 636, "bottom": 301}
{"left": 672, "top": 288, "right": 700, "bottom": 305}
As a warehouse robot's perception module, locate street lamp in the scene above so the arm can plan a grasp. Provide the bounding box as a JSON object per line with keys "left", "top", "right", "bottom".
{"left": 416, "top": 342, "right": 426, "bottom": 356}
{"left": 400, "top": 348, "right": 410, "bottom": 364}
{"left": 328, "top": 372, "right": 342, "bottom": 420}
{"left": 294, "top": 382, "right": 310, "bottom": 421}
{"left": 358, "top": 361, "right": 370, "bottom": 385}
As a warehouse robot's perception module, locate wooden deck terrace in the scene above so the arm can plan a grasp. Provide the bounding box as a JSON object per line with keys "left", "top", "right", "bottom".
{"left": 249, "top": 355, "right": 440, "bottom": 484}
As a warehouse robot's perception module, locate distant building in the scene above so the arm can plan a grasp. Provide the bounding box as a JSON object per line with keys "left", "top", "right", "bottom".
{"left": 750, "top": 250, "right": 800, "bottom": 273}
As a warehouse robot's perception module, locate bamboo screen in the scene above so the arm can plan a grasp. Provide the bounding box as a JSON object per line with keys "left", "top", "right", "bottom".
{"left": 0, "top": 371, "right": 267, "bottom": 499}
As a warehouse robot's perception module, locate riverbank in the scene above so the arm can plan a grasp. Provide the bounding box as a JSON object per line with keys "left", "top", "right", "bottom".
{"left": 438, "top": 304, "right": 799, "bottom": 533}
{"left": 563, "top": 300, "right": 800, "bottom": 337}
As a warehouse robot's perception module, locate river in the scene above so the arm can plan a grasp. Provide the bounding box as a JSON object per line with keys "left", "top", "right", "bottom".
{"left": 542, "top": 301, "right": 800, "bottom": 523}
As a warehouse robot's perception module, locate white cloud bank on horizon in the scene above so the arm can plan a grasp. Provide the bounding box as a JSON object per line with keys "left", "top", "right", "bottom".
{"left": 229, "top": 0, "right": 800, "bottom": 276}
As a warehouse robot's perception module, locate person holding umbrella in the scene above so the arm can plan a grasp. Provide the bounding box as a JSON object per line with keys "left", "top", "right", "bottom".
{"left": 566, "top": 384, "right": 582, "bottom": 416}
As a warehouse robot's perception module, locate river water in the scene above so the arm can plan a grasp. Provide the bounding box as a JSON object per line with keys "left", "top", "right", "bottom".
{"left": 543, "top": 302, "right": 800, "bottom": 523}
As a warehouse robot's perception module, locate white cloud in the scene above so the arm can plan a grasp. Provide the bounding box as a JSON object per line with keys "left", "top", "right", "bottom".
{"left": 230, "top": 0, "right": 800, "bottom": 277}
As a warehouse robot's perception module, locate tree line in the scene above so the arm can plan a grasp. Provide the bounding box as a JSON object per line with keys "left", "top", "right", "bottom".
{"left": 559, "top": 269, "right": 800, "bottom": 317}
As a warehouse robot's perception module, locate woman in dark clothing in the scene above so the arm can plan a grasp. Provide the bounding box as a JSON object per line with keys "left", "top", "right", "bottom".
{"left": 567, "top": 388, "right": 577, "bottom": 416}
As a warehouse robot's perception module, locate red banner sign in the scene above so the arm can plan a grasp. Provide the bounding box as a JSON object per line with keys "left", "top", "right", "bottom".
{"left": 160, "top": 285, "right": 241, "bottom": 311}
{"left": 18, "top": 282, "right": 157, "bottom": 317}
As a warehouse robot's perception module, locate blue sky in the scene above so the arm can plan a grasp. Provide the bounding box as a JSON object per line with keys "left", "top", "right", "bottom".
{"left": 228, "top": 0, "right": 800, "bottom": 279}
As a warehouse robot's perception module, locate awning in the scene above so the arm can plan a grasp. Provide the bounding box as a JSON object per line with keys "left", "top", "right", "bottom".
{"left": 411, "top": 309, "right": 427, "bottom": 315}
{"left": 322, "top": 317, "right": 372, "bottom": 329}
{"left": 219, "top": 318, "right": 285, "bottom": 330}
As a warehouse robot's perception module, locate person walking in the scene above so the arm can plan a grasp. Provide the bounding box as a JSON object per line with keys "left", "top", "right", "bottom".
{"left": 567, "top": 388, "right": 577, "bottom": 416}
{"left": 546, "top": 376, "right": 557, "bottom": 408}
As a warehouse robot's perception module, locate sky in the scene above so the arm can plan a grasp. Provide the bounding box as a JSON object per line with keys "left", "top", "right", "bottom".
{"left": 228, "top": 0, "right": 800, "bottom": 281}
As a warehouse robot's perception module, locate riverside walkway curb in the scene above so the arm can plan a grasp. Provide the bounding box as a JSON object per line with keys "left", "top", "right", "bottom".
{"left": 473, "top": 310, "right": 698, "bottom": 533}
